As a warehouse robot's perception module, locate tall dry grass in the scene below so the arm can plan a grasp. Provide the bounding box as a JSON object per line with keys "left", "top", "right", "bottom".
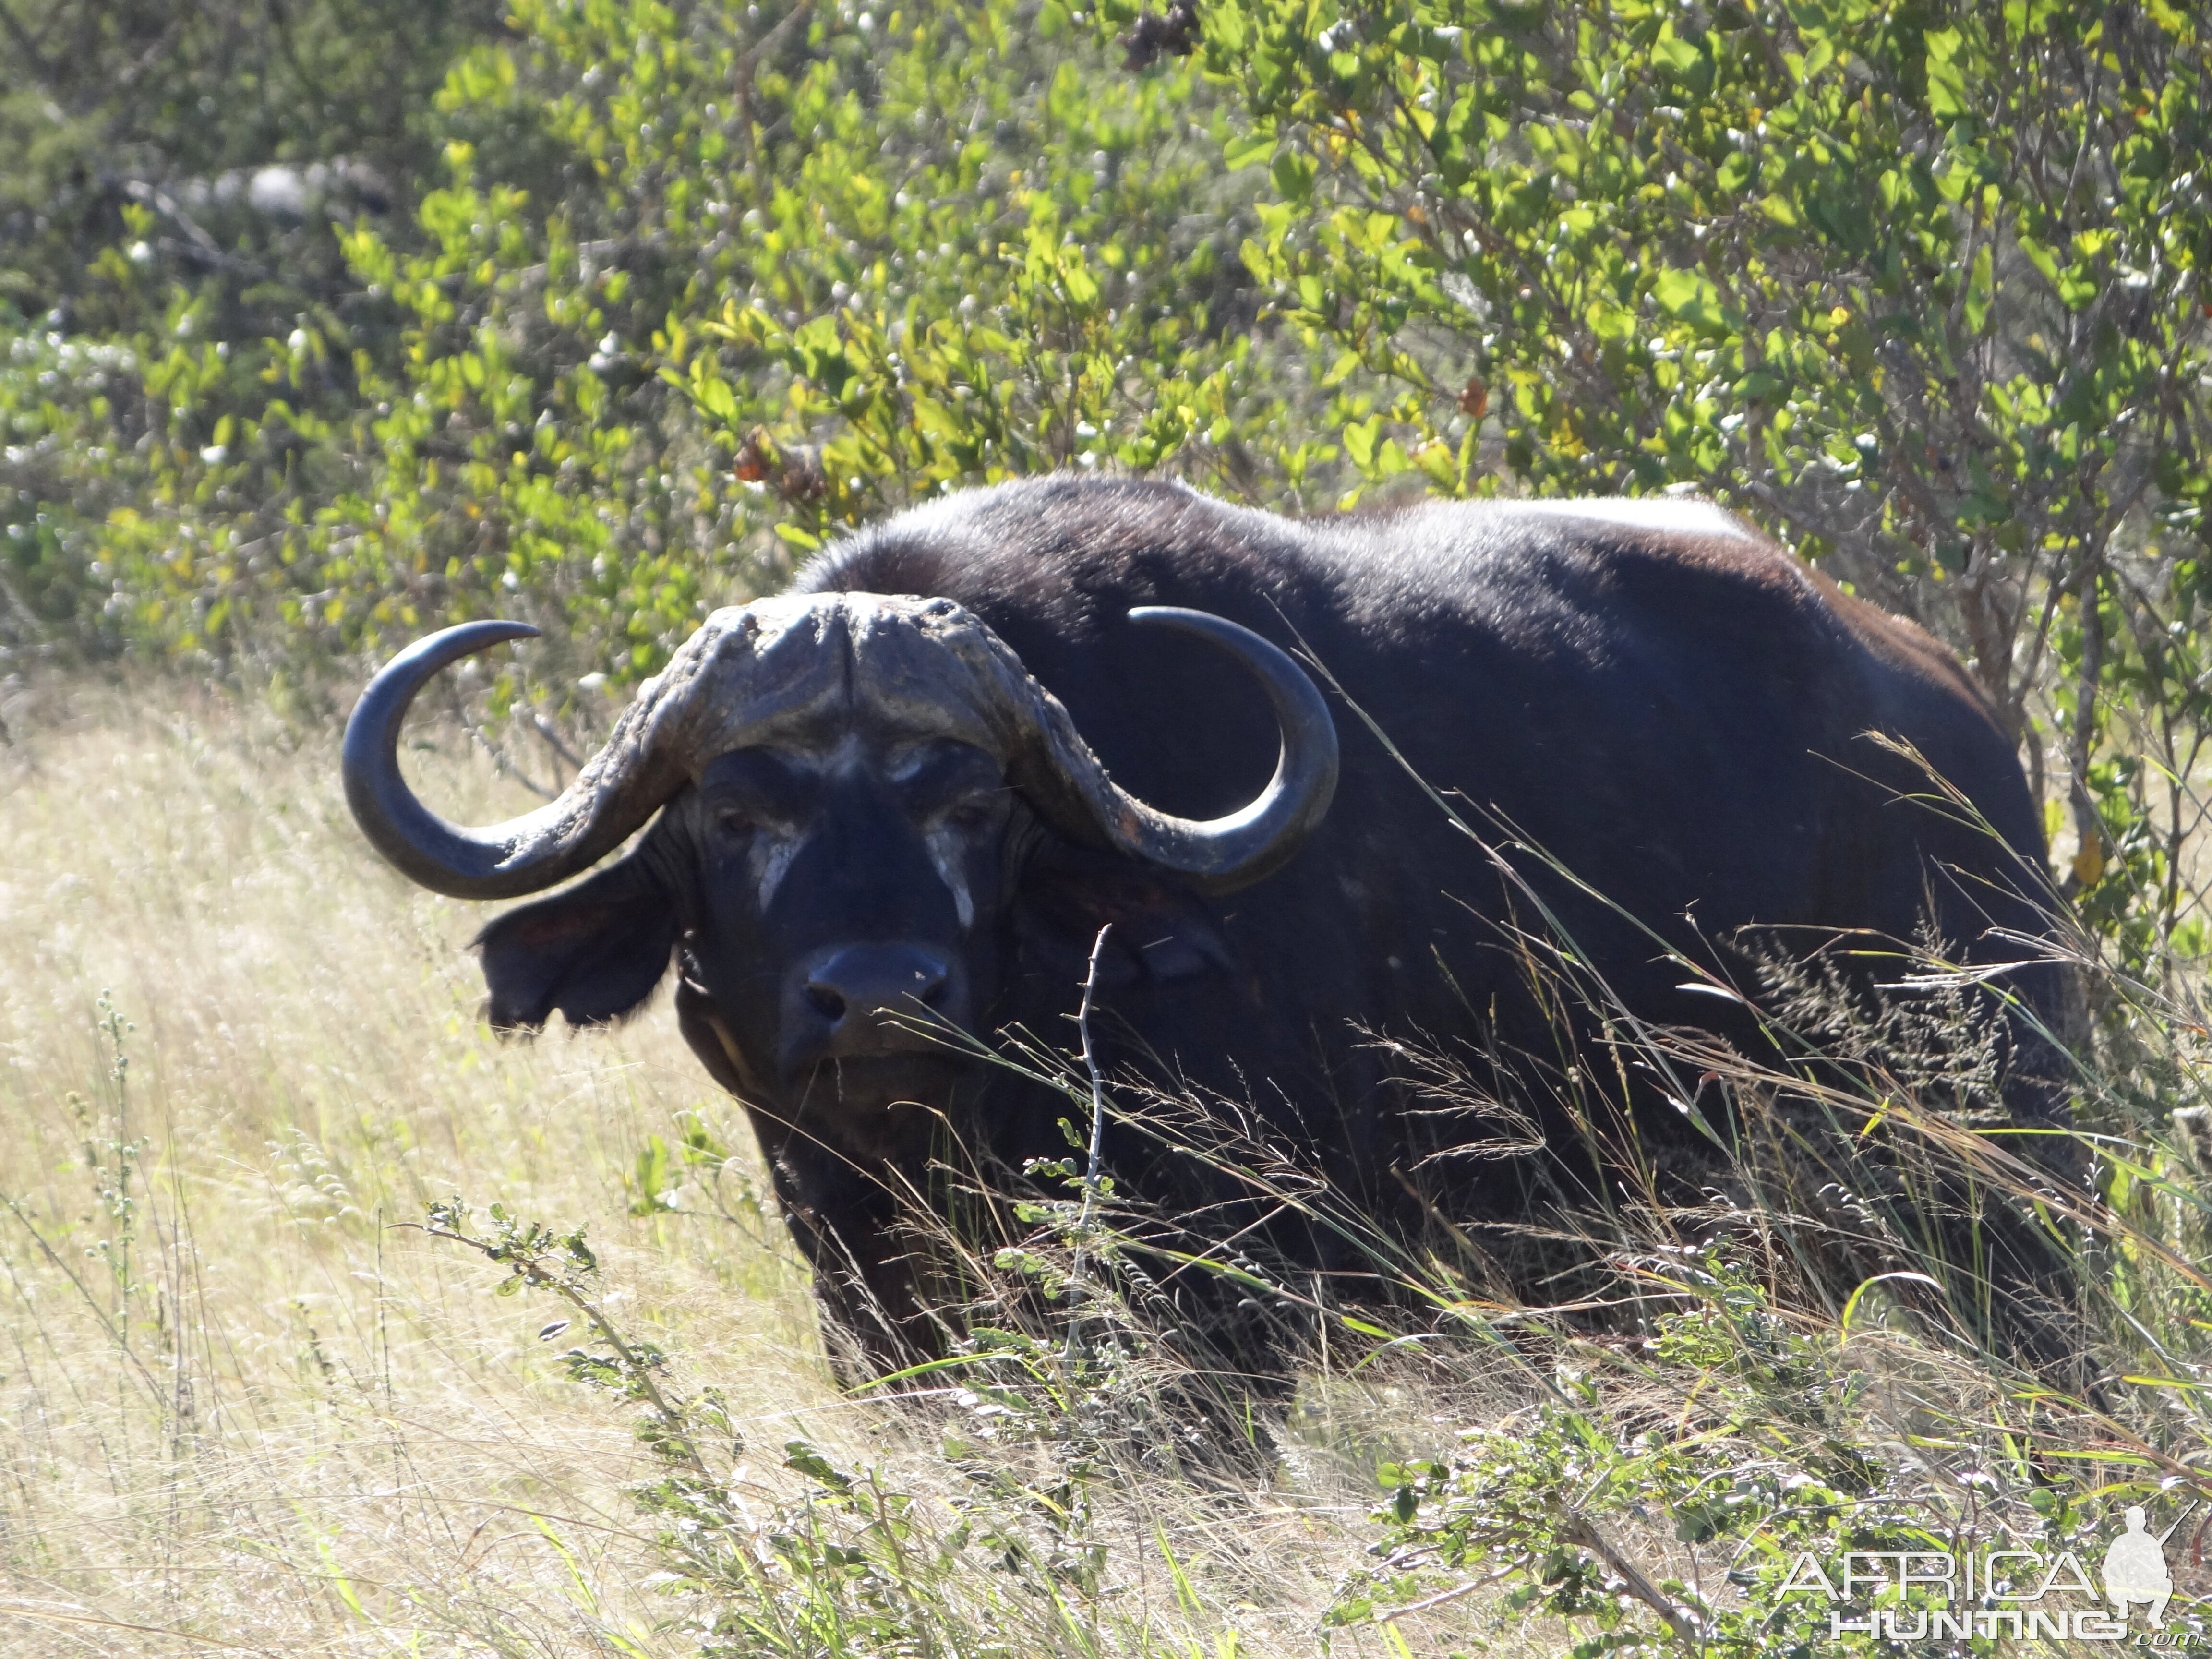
{"left": 16, "top": 677, "right": 2212, "bottom": 1658}
{"left": 0, "top": 684, "right": 1420, "bottom": 1658}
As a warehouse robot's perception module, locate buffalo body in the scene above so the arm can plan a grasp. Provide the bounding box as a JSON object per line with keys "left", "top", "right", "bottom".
{"left": 347, "top": 478, "right": 2074, "bottom": 1372}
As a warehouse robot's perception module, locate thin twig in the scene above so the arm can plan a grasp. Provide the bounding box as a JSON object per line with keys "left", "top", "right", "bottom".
{"left": 529, "top": 710, "right": 585, "bottom": 777}
{"left": 1555, "top": 1514, "right": 1703, "bottom": 1646}
{"left": 1064, "top": 923, "right": 1112, "bottom": 1367}
{"left": 0, "top": 1602, "right": 255, "bottom": 1650}
{"left": 1376, "top": 1565, "right": 1515, "bottom": 1624}
{"left": 0, "top": 1194, "right": 167, "bottom": 1406}
{"left": 442, "top": 680, "right": 556, "bottom": 800}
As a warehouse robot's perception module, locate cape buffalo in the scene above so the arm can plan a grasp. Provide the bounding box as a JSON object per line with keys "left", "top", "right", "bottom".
{"left": 345, "top": 477, "right": 2075, "bottom": 1373}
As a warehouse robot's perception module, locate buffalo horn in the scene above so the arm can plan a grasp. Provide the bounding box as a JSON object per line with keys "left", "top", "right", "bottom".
{"left": 1021, "top": 607, "right": 1338, "bottom": 894}
{"left": 342, "top": 619, "right": 685, "bottom": 899}
{"left": 345, "top": 599, "right": 1337, "bottom": 904}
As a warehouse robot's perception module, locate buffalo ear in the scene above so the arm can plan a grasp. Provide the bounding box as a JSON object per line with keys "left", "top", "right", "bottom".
{"left": 474, "top": 850, "right": 680, "bottom": 1032}
{"left": 1014, "top": 841, "right": 1235, "bottom": 987}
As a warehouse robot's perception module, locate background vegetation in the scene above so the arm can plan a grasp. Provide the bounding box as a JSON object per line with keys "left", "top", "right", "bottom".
{"left": 7, "top": 0, "right": 2209, "bottom": 967}
{"left": 8, "top": 0, "right": 2212, "bottom": 1651}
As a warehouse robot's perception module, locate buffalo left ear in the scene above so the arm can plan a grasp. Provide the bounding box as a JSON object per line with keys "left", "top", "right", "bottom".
{"left": 1014, "top": 842, "right": 1236, "bottom": 987}
{"left": 473, "top": 848, "right": 679, "bottom": 1031}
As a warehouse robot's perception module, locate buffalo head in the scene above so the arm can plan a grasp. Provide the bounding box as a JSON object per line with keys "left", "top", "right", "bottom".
{"left": 344, "top": 593, "right": 1336, "bottom": 1318}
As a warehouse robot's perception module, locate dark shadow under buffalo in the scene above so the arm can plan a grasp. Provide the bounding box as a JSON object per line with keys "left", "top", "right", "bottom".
{"left": 344, "top": 477, "right": 2080, "bottom": 1378}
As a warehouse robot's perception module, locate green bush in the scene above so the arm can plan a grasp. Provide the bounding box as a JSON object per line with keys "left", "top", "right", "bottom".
{"left": 1189, "top": 0, "right": 2212, "bottom": 967}
{"left": 5, "top": 0, "right": 2210, "bottom": 965}
{"left": 4, "top": 0, "right": 1353, "bottom": 693}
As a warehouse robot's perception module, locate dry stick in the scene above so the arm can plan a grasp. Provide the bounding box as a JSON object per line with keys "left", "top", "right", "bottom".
{"left": 0, "top": 1601, "right": 256, "bottom": 1650}
{"left": 1375, "top": 1565, "right": 1515, "bottom": 1625}
{"left": 0, "top": 1194, "right": 166, "bottom": 1406}
{"left": 529, "top": 709, "right": 585, "bottom": 778}
{"left": 1554, "top": 1515, "right": 1703, "bottom": 1647}
{"left": 2066, "top": 550, "right": 2108, "bottom": 892}
{"left": 440, "top": 679, "right": 557, "bottom": 801}
{"left": 1064, "top": 924, "right": 1113, "bottom": 1368}
{"left": 460, "top": 711, "right": 556, "bottom": 801}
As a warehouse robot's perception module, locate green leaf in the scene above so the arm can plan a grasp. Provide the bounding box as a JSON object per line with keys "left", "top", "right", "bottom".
{"left": 694, "top": 375, "right": 737, "bottom": 424}
{"left": 2017, "top": 234, "right": 2060, "bottom": 284}
{"left": 1651, "top": 267, "right": 1730, "bottom": 334}
{"left": 1964, "top": 243, "right": 1995, "bottom": 334}
{"left": 784, "top": 1440, "right": 855, "bottom": 1494}
{"left": 1924, "top": 29, "right": 1970, "bottom": 120}
{"left": 1060, "top": 255, "right": 1100, "bottom": 306}
{"left": 1342, "top": 415, "right": 1381, "bottom": 470}
{"left": 1652, "top": 27, "right": 1702, "bottom": 75}
{"left": 628, "top": 1134, "right": 673, "bottom": 1216}
{"left": 1224, "top": 132, "right": 1274, "bottom": 171}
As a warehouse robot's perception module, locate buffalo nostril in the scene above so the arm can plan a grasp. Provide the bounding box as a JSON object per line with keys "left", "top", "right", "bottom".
{"left": 797, "top": 946, "right": 957, "bottom": 1054}
{"left": 809, "top": 947, "right": 955, "bottom": 1026}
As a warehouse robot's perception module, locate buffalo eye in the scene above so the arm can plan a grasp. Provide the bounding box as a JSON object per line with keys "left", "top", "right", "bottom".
{"left": 893, "top": 740, "right": 1007, "bottom": 829}
{"left": 710, "top": 798, "right": 799, "bottom": 840}
{"left": 698, "top": 748, "right": 808, "bottom": 840}
{"left": 934, "top": 786, "right": 1005, "bottom": 831}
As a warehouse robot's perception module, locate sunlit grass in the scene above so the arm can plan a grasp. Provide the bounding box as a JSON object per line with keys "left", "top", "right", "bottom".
{"left": 11, "top": 680, "right": 2212, "bottom": 1657}
{"left": 0, "top": 684, "right": 1469, "bottom": 1658}
{"left": 0, "top": 681, "right": 818, "bottom": 1650}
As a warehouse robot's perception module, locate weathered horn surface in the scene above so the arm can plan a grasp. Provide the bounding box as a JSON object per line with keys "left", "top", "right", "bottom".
{"left": 342, "top": 599, "right": 894, "bottom": 898}
{"left": 758, "top": 594, "right": 1339, "bottom": 893}
{"left": 344, "top": 593, "right": 1337, "bottom": 900}
{"left": 913, "top": 601, "right": 1340, "bottom": 893}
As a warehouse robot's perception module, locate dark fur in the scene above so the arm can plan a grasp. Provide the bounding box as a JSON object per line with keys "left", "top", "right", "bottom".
{"left": 481, "top": 477, "right": 2076, "bottom": 1373}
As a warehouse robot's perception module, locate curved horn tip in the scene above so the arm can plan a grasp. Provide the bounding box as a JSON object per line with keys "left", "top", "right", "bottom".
{"left": 390, "top": 617, "right": 542, "bottom": 673}
{"left": 1115, "top": 604, "right": 1340, "bottom": 894}
{"left": 343, "top": 619, "right": 571, "bottom": 900}
{"left": 344, "top": 620, "right": 543, "bottom": 762}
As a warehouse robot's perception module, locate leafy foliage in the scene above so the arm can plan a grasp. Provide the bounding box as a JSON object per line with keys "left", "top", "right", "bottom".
{"left": 5, "top": 0, "right": 2212, "bottom": 962}
{"left": 0, "top": 0, "right": 510, "bottom": 325}
{"left": 1189, "top": 0, "right": 2212, "bottom": 965}
{"left": 420, "top": 1188, "right": 1268, "bottom": 1658}
{"left": 5, "top": 0, "right": 1335, "bottom": 692}
{"left": 1323, "top": 1250, "right": 2154, "bottom": 1655}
